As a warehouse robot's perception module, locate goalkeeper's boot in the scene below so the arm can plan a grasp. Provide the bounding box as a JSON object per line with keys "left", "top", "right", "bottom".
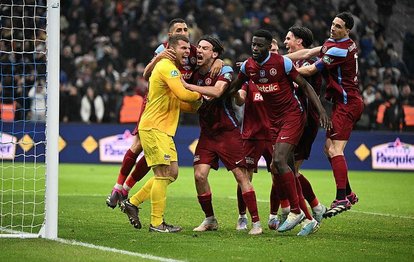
{"left": 149, "top": 222, "right": 182, "bottom": 233}
{"left": 323, "top": 199, "right": 352, "bottom": 218}
{"left": 297, "top": 218, "right": 319, "bottom": 236}
{"left": 277, "top": 210, "right": 305, "bottom": 232}
{"left": 347, "top": 192, "right": 359, "bottom": 205}
{"left": 193, "top": 217, "right": 218, "bottom": 232}
{"left": 106, "top": 188, "right": 122, "bottom": 209}
{"left": 120, "top": 199, "right": 142, "bottom": 229}
{"left": 236, "top": 215, "right": 248, "bottom": 231}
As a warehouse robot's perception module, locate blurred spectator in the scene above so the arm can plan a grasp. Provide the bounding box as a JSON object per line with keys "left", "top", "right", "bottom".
{"left": 3, "top": 0, "right": 413, "bottom": 131}
{"left": 375, "top": 0, "right": 396, "bottom": 30}
{"left": 28, "top": 81, "right": 47, "bottom": 122}
{"left": 381, "top": 96, "right": 402, "bottom": 131}
{"left": 402, "top": 32, "right": 414, "bottom": 76}
{"left": 362, "top": 84, "right": 376, "bottom": 105}
{"left": 80, "top": 86, "right": 104, "bottom": 123}
{"left": 118, "top": 87, "right": 144, "bottom": 124}
{"left": 399, "top": 83, "right": 414, "bottom": 106}
{"left": 399, "top": 83, "right": 414, "bottom": 131}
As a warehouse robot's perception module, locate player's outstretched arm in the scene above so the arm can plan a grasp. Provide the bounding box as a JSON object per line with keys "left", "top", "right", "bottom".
{"left": 167, "top": 77, "right": 201, "bottom": 102}
{"left": 180, "top": 99, "right": 203, "bottom": 113}
{"left": 294, "top": 74, "right": 331, "bottom": 130}
{"left": 183, "top": 80, "right": 228, "bottom": 98}
{"left": 286, "top": 46, "right": 320, "bottom": 61}
{"left": 296, "top": 63, "right": 319, "bottom": 77}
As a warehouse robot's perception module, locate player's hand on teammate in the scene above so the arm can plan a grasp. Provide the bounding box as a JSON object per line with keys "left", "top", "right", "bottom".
{"left": 319, "top": 112, "right": 332, "bottom": 130}
{"left": 192, "top": 96, "right": 203, "bottom": 111}
{"left": 210, "top": 59, "right": 224, "bottom": 78}
{"left": 181, "top": 77, "right": 195, "bottom": 91}
{"left": 159, "top": 49, "right": 176, "bottom": 61}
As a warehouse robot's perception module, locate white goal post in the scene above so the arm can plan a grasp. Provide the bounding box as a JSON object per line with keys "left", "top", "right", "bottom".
{"left": 0, "top": 0, "right": 60, "bottom": 239}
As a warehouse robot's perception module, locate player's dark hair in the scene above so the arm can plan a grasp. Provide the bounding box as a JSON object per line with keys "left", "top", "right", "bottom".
{"left": 336, "top": 12, "right": 354, "bottom": 30}
{"left": 288, "top": 26, "right": 314, "bottom": 48}
{"left": 198, "top": 35, "right": 224, "bottom": 55}
{"left": 168, "top": 18, "right": 186, "bottom": 32}
{"left": 253, "top": 29, "right": 273, "bottom": 44}
{"left": 168, "top": 34, "right": 189, "bottom": 48}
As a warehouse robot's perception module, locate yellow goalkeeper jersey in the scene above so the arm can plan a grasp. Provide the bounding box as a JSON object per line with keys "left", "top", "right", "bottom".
{"left": 138, "top": 58, "right": 201, "bottom": 136}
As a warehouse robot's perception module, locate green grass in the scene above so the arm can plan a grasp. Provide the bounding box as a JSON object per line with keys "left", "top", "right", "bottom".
{"left": 1, "top": 163, "right": 414, "bottom": 261}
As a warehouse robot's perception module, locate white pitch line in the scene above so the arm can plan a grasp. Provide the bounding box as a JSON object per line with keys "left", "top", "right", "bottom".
{"left": 228, "top": 196, "right": 268, "bottom": 203}
{"left": 55, "top": 238, "right": 186, "bottom": 262}
{"left": 349, "top": 210, "right": 414, "bottom": 220}
{"left": 227, "top": 196, "right": 414, "bottom": 220}
{"left": 60, "top": 193, "right": 106, "bottom": 197}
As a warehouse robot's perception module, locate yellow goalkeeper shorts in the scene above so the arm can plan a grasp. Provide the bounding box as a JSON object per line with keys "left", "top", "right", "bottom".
{"left": 138, "top": 129, "right": 177, "bottom": 167}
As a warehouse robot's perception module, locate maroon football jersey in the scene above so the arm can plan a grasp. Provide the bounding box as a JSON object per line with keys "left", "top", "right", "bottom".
{"left": 238, "top": 53, "right": 303, "bottom": 125}
{"left": 241, "top": 80, "right": 271, "bottom": 140}
{"left": 191, "top": 66, "right": 239, "bottom": 136}
{"left": 294, "top": 58, "right": 322, "bottom": 122}
{"left": 316, "top": 38, "right": 361, "bottom": 103}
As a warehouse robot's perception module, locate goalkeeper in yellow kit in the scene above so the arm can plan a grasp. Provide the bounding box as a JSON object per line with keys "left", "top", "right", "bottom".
{"left": 121, "top": 34, "right": 202, "bottom": 232}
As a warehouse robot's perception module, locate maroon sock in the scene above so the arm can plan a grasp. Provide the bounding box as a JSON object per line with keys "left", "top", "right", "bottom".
{"left": 116, "top": 149, "right": 138, "bottom": 185}
{"left": 125, "top": 157, "right": 150, "bottom": 188}
{"left": 242, "top": 190, "right": 260, "bottom": 222}
{"left": 279, "top": 171, "right": 300, "bottom": 214}
{"left": 298, "top": 173, "right": 316, "bottom": 204}
{"left": 295, "top": 177, "right": 312, "bottom": 220}
{"left": 346, "top": 180, "right": 352, "bottom": 196}
{"left": 331, "top": 155, "right": 348, "bottom": 200}
{"left": 269, "top": 183, "right": 280, "bottom": 215}
{"left": 276, "top": 178, "right": 288, "bottom": 205}
{"left": 237, "top": 186, "right": 246, "bottom": 215}
{"left": 198, "top": 193, "right": 214, "bottom": 218}
{"left": 327, "top": 156, "right": 332, "bottom": 165}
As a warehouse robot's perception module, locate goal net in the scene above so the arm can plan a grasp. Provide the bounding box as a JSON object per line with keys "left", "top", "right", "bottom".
{"left": 0, "top": 0, "right": 59, "bottom": 239}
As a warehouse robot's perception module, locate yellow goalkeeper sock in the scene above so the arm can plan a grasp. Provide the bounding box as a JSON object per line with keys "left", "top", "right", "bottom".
{"left": 150, "top": 176, "right": 175, "bottom": 227}
{"left": 130, "top": 177, "right": 155, "bottom": 207}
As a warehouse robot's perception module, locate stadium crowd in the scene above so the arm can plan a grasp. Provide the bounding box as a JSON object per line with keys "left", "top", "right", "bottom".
{"left": 1, "top": 0, "right": 413, "bottom": 131}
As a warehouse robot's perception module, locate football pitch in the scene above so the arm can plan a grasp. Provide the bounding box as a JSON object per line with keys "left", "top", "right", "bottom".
{"left": 1, "top": 163, "right": 414, "bottom": 262}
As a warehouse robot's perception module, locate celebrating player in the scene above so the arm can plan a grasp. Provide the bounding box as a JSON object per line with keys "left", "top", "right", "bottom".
{"left": 121, "top": 35, "right": 202, "bottom": 232}
{"left": 297, "top": 12, "right": 362, "bottom": 217}
{"left": 233, "top": 38, "right": 279, "bottom": 231}
{"left": 283, "top": 26, "right": 327, "bottom": 230}
{"left": 106, "top": 18, "right": 222, "bottom": 209}
{"left": 230, "top": 29, "right": 331, "bottom": 233}
{"left": 181, "top": 35, "right": 263, "bottom": 235}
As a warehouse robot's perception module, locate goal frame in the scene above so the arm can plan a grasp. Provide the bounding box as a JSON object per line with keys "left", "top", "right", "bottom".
{"left": 0, "top": 0, "right": 60, "bottom": 239}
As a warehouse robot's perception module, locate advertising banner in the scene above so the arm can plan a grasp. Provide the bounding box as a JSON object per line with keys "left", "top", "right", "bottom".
{"left": 0, "top": 132, "right": 17, "bottom": 160}
{"left": 99, "top": 129, "right": 143, "bottom": 162}
{"left": 371, "top": 138, "right": 414, "bottom": 170}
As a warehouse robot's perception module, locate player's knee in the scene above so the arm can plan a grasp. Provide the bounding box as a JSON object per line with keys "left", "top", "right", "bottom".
{"left": 130, "top": 140, "right": 143, "bottom": 153}
{"left": 323, "top": 145, "right": 330, "bottom": 157}
{"left": 194, "top": 171, "right": 208, "bottom": 184}
{"left": 325, "top": 145, "right": 340, "bottom": 158}
{"left": 272, "top": 156, "right": 285, "bottom": 171}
